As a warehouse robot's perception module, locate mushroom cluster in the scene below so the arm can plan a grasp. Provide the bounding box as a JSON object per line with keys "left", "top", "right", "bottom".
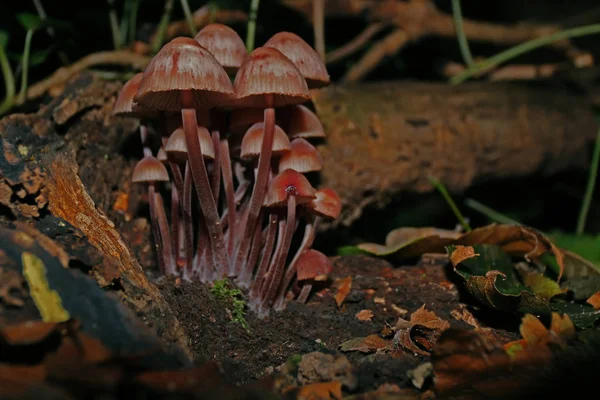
{"left": 113, "top": 25, "right": 341, "bottom": 316}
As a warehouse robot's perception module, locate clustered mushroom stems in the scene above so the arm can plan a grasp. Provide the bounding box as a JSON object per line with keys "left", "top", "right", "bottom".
{"left": 115, "top": 25, "right": 341, "bottom": 316}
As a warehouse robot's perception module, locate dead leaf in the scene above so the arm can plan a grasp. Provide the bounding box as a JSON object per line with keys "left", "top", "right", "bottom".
{"left": 335, "top": 276, "right": 352, "bottom": 308}
{"left": 504, "top": 313, "right": 575, "bottom": 359}
{"left": 293, "top": 381, "right": 343, "bottom": 400}
{"left": 450, "top": 307, "right": 480, "bottom": 328}
{"left": 339, "top": 335, "right": 390, "bottom": 353}
{"left": 449, "top": 245, "right": 479, "bottom": 267}
{"left": 519, "top": 269, "right": 567, "bottom": 301}
{"left": 587, "top": 292, "right": 600, "bottom": 309}
{"left": 355, "top": 310, "right": 374, "bottom": 321}
{"left": 135, "top": 363, "right": 223, "bottom": 392}
{"left": 393, "top": 305, "right": 450, "bottom": 356}
{"left": 0, "top": 320, "right": 71, "bottom": 346}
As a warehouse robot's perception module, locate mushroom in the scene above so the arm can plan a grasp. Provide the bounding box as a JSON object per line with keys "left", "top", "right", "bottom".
{"left": 273, "top": 187, "right": 341, "bottom": 310}
{"left": 194, "top": 23, "right": 248, "bottom": 75}
{"left": 264, "top": 32, "right": 330, "bottom": 89}
{"left": 259, "top": 169, "right": 316, "bottom": 310}
{"left": 134, "top": 36, "right": 235, "bottom": 276}
{"left": 232, "top": 47, "right": 311, "bottom": 278}
{"left": 294, "top": 249, "right": 333, "bottom": 303}
{"left": 132, "top": 155, "right": 175, "bottom": 276}
{"left": 286, "top": 105, "right": 326, "bottom": 139}
{"left": 278, "top": 138, "right": 323, "bottom": 173}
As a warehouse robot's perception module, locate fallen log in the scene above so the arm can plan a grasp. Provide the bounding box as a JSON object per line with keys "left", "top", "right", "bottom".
{"left": 312, "top": 81, "right": 598, "bottom": 225}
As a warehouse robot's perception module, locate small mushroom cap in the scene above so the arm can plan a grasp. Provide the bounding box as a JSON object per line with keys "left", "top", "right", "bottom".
{"left": 307, "top": 188, "right": 341, "bottom": 220}
{"left": 278, "top": 138, "right": 322, "bottom": 173}
{"left": 132, "top": 156, "right": 170, "bottom": 183}
{"left": 134, "top": 37, "right": 235, "bottom": 111}
{"left": 194, "top": 23, "right": 247, "bottom": 74}
{"left": 264, "top": 169, "right": 316, "bottom": 207}
{"left": 287, "top": 105, "right": 325, "bottom": 139}
{"left": 240, "top": 122, "right": 291, "bottom": 160}
{"left": 165, "top": 126, "right": 215, "bottom": 163}
{"left": 233, "top": 47, "right": 311, "bottom": 108}
{"left": 113, "top": 73, "right": 156, "bottom": 118}
{"left": 264, "top": 32, "right": 330, "bottom": 89}
{"left": 296, "top": 249, "right": 333, "bottom": 281}
{"left": 156, "top": 147, "right": 168, "bottom": 163}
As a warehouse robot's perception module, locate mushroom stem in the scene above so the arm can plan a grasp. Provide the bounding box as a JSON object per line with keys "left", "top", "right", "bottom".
{"left": 183, "top": 162, "right": 194, "bottom": 279}
{"left": 261, "top": 195, "right": 297, "bottom": 308}
{"left": 181, "top": 106, "right": 229, "bottom": 276}
{"left": 210, "top": 130, "right": 221, "bottom": 205}
{"left": 151, "top": 184, "right": 176, "bottom": 275}
{"left": 239, "top": 213, "right": 263, "bottom": 288}
{"left": 148, "top": 183, "right": 166, "bottom": 274}
{"left": 233, "top": 105, "right": 275, "bottom": 276}
{"left": 220, "top": 139, "right": 236, "bottom": 258}
{"left": 171, "top": 186, "right": 181, "bottom": 270}
{"left": 296, "top": 283, "right": 312, "bottom": 303}
{"left": 249, "top": 213, "right": 278, "bottom": 301}
{"left": 273, "top": 216, "right": 320, "bottom": 310}
{"left": 140, "top": 124, "right": 153, "bottom": 157}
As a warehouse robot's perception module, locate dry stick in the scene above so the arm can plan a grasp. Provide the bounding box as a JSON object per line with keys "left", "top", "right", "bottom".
{"left": 234, "top": 107, "right": 275, "bottom": 277}
{"left": 342, "top": 28, "right": 408, "bottom": 83}
{"left": 182, "top": 107, "right": 229, "bottom": 277}
{"left": 220, "top": 139, "right": 237, "bottom": 258}
{"left": 326, "top": 23, "right": 386, "bottom": 64}
{"left": 313, "top": 0, "right": 326, "bottom": 61}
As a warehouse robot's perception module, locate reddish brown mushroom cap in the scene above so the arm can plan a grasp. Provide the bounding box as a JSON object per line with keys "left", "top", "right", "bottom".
{"left": 263, "top": 169, "right": 316, "bottom": 207}
{"left": 287, "top": 105, "right": 325, "bottom": 139}
{"left": 165, "top": 126, "right": 215, "bottom": 162}
{"left": 307, "top": 188, "right": 341, "bottom": 220}
{"left": 157, "top": 147, "right": 168, "bottom": 163}
{"left": 240, "top": 122, "right": 291, "bottom": 160}
{"left": 264, "top": 32, "right": 330, "bottom": 89}
{"left": 134, "top": 37, "right": 235, "bottom": 111}
{"left": 132, "top": 156, "right": 169, "bottom": 183}
{"left": 113, "top": 73, "right": 156, "bottom": 118}
{"left": 194, "top": 23, "right": 248, "bottom": 74}
{"left": 233, "top": 47, "right": 311, "bottom": 108}
{"left": 296, "top": 249, "right": 333, "bottom": 281}
{"left": 278, "top": 138, "right": 322, "bottom": 173}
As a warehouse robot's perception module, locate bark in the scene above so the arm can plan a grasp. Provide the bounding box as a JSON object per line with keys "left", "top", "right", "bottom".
{"left": 311, "top": 81, "right": 598, "bottom": 226}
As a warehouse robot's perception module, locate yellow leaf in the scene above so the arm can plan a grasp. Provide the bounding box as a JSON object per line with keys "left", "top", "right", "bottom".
{"left": 22, "top": 252, "right": 70, "bottom": 323}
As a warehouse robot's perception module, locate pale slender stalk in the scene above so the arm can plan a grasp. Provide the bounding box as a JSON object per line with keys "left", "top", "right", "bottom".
{"left": 451, "top": 23, "right": 600, "bottom": 84}
{"left": 0, "top": 46, "right": 15, "bottom": 115}
{"left": 107, "top": 0, "right": 122, "bottom": 50}
{"left": 152, "top": 0, "right": 175, "bottom": 53}
{"left": 128, "top": 0, "right": 140, "bottom": 43}
{"left": 428, "top": 176, "right": 471, "bottom": 232}
{"left": 577, "top": 128, "right": 600, "bottom": 234}
{"left": 464, "top": 198, "right": 521, "bottom": 226}
{"left": 313, "top": 0, "right": 325, "bottom": 61}
{"left": 180, "top": 0, "right": 197, "bottom": 36}
{"left": 246, "top": 0, "right": 260, "bottom": 52}
{"left": 17, "top": 30, "right": 34, "bottom": 104}
{"left": 451, "top": 0, "right": 473, "bottom": 67}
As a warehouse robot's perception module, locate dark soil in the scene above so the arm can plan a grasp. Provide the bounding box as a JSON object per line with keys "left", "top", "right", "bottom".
{"left": 159, "top": 254, "right": 519, "bottom": 395}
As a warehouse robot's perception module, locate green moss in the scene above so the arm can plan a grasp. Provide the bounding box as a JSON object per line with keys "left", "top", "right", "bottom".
{"left": 211, "top": 279, "right": 249, "bottom": 331}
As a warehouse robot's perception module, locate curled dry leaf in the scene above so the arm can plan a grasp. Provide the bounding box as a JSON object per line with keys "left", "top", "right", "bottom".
{"left": 449, "top": 245, "right": 479, "bottom": 267}
{"left": 393, "top": 305, "right": 450, "bottom": 356}
{"left": 587, "top": 292, "right": 600, "bottom": 309}
{"left": 339, "top": 335, "right": 390, "bottom": 353}
{"left": 355, "top": 309, "right": 374, "bottom": 321}
{"left": 504, "top": 313, "right": 575, "bottom": 359}
{"left": 334, "top": 276, "right": 352, "bottom": 308}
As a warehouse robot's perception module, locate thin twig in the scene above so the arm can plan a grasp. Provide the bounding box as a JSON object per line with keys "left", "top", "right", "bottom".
{"left": 428, "top": 176, "right": 471, "bottom": 232}
{"left": 451, "top": 23, "right": 600, "bottom": 84}
{"left": 326, "top": 23, "right": 385, "bottom": 64}
{"left": 107, "top": 0, "right": 122, "bottom": 50}
{"left": 180, "top": 0, "right": 197, "bottom": 36}
{"left": 128, "top": 0, "right": 140, "bottom": 43}
{"left": 451, "top": 0, "right": 473, "bottom": 67}
{"left": 0, "top": 46, "right": 15, "bottom": 114}
{"left": 246, "top": 0, "right": 260, "bottom": 52}
{"left": 17, "top": 30, "right": 34, "bottom": 104}
{"left": 313, "top": 0, "right": 325, "bottom": 61}
{"left": 152, "top": 0, "right": 175, "bottom": 53}
{"left": 576, "top": 128, "right": 600, "bottom": 234}
{"left": 464, "top": 198, "right": 522, "bottom": 226}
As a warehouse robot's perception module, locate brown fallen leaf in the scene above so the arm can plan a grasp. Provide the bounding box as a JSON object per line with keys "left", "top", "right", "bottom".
{"left": 355, "top": 309, "right": 374, "bottom": 321}
{"left": 339, "top": 335, "right": 390, "bottom": 353}
{"left": 290, "top": 381, "right": 343, "bottom": 400}
{"left": 135, "top": 363, "right": 223, "bottom": 392}
{"left": 450, "top": 306, "right": 480, "bottom": 328}
{"left": 587, "top": 292, "right": 600, "bottom": 309}
{"left": 504, "top": 313, "right": 575, "bottom": 359}
{"left": 449, "top": 245, "right": 479, "bottom": 267}
{"left": 0, "top": 320, "right": 77, "bottom": 346}
{"left": 334, "top": 276, "right": 352, "bottom": 308}
{"left": 393, "top": 305, "right": 450, "bottom": 356}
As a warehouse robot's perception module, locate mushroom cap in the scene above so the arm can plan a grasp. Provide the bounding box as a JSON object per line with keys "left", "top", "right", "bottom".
{"left": 264, "top": 169, "right": 316, "bottom": 207}
{"left": 287, "top": 105, "right": 325, "bottom": 139}
{"left": 132, "top": 156, "right": 170, "bottom": 183}
{"left": 113, "top": 73, "right": 157, "bottom": 118}
{"left": 165, "top": 126, "right": 215, "bottom": 163}
{"left": 240, "top": 122, "right": 291, "bottom": 160}
{"left": 194, "top": 23, "right": 248, "bottom": 74}
{"left": 278, "top": 138, "right": 322, "bottom": 173}
{"left": 134, "top": 37, "right": 235, "bottom": 111}
{"left": 233, "top": 47, "right": 311, "bottom": 108}
{"left": 307, "top": 188, "right": 341, "bottom": 220}
{"left": 264, "top": 32, "right": 330, "bottom": 89}
{"left": 296, "top": 249, "right": 333, "bottom": 281}
{"left": 156, "top": 147, "right": 168, "bottom": 163}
